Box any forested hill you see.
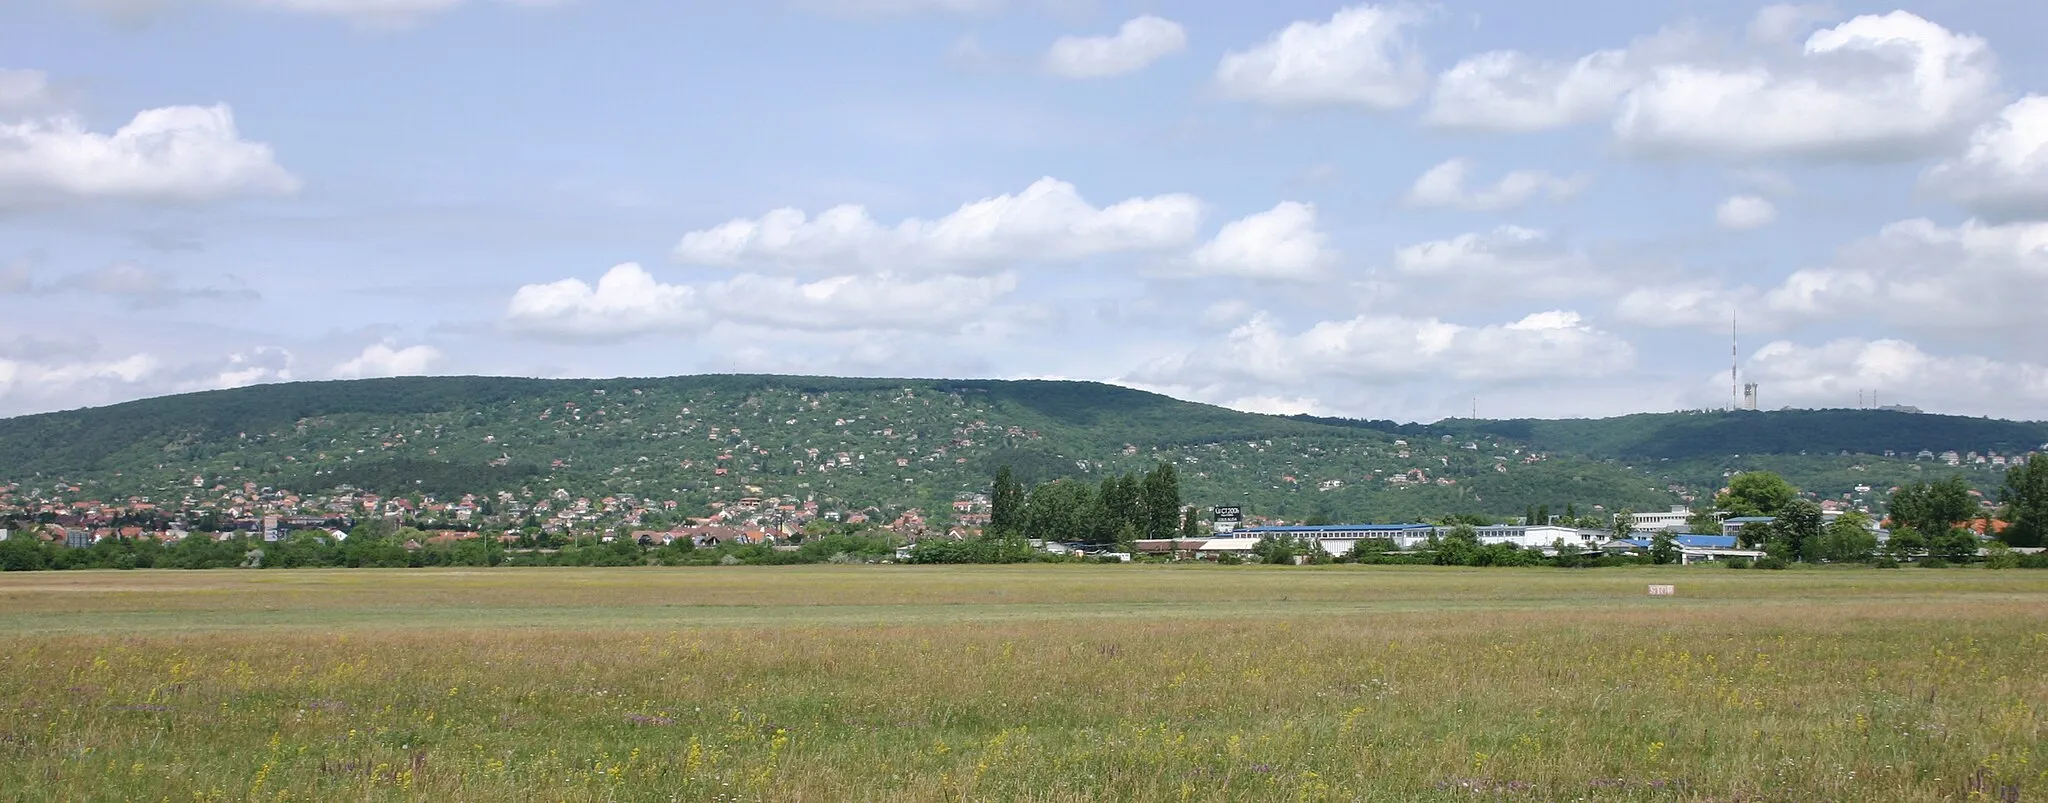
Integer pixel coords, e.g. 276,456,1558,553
0,375,1670,522
3,376,2041,521
1295,409,2048,461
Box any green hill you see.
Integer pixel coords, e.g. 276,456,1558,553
2,376,2039,523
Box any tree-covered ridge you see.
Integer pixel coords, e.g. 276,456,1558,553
0,375,1690,521
4,375,2041,524
1364,409,2048,461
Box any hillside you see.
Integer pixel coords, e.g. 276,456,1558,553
0,375,1674,522
1299,409,2048,511
5,377,2040,524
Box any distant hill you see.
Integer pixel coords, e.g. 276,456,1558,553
1297,408,2046,509
2,376,2039,521
1299,409,2048,461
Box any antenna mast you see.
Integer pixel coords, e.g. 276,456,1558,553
1731,311,1739,412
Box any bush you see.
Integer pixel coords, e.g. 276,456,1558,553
2019,552,2048,569
1753,556,1789,570
1723,557,1750,569
1873,557,1901,569
1983,542,2019,570
1919,557,1950,569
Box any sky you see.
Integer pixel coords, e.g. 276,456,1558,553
2,0,2046,423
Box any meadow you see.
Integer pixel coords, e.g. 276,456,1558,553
1,565,2043,801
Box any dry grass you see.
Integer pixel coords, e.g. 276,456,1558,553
1,565,2043,801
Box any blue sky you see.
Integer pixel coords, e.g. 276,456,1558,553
2,0,2046,421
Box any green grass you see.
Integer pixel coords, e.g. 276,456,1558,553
2,565,2044,801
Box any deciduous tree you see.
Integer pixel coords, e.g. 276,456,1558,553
2000,458,2047,548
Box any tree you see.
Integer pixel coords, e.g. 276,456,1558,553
1022,479,1095,545
1774,499,1824,562
1430,524,1482,566
1611,508,1638,539
1888,476,1976,539
1737,521,1774,550
2000,458,2048,548
1817,510,1878,563
1686,508,1723,535
989,466,1025,537
1094,474,1139,545
1930,526,1981,563
1650,530,1678,565
1179,506,1203,539
1139,462,1182,541
1717,472,1798,518
1885,527,1927,561
1535,504,1551,527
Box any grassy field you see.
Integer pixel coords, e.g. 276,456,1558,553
1,565,2043,801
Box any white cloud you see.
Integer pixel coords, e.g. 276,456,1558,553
707,272,1017,332
1613,283,1753,329
672,177,1202,273
1614,11,2000,162
1923,95,2048,222
1133,309,1634,387
332,341,441,378
172,347,292,392
1425,48,1639,132
1421,22,1709,133
505,263,1018,341
1213,4,1429,111
1762,218,2048,329
1716,195,1778,230
1746,338,2048,417
0,105,300,207
1402,158,1588,211
1044,15,1186,79
1391,226,1597,296
506,263,705,340
1183,202,1332,280
0,353,158,409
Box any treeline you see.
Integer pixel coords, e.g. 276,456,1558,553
906,463,1199,565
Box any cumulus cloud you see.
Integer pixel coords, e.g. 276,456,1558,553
1391,226,1598,297
1613,283,1754,330
0,353,157,410
174,346,294,392
332,341,441,378
1132,309,1634,388
1182,202,1333,280
0,105,300,207
1715,195,1778,230
1425,9,2000,162
1402,158,1588,211
1923,95,2048,222
1745,337,2048,417
672,178,1202,273
1761,218,2048,329
1425,48,1641,132
505,263,1019,341
1213,4,1429,111
506,263,705,340
1614,11,2000,162
1044,15,1186,79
